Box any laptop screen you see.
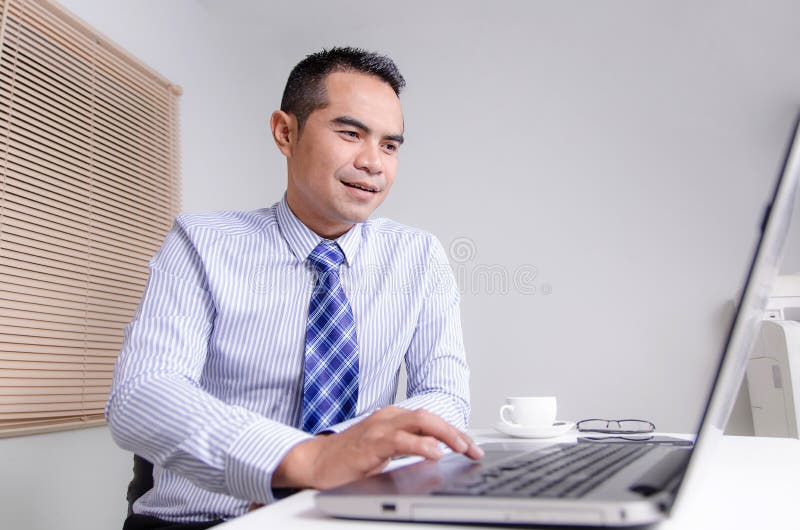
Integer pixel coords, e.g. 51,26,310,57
696,114,800,438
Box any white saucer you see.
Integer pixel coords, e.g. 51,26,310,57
492,420,575,439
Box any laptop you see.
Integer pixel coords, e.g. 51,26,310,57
315,113,800,527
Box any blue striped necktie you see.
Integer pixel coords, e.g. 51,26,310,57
301,241,359,433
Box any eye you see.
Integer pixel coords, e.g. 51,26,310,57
339,130,359,139
382,143,399,154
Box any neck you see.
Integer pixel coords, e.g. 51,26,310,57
284,193,353,239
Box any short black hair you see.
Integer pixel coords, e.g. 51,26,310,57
280,47,405,130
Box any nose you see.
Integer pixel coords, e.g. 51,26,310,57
354,141,382,175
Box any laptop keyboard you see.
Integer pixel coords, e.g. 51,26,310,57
433,443,653,499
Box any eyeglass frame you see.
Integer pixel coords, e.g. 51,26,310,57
576,418,656,435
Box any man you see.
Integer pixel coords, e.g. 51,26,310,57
107,47,482,530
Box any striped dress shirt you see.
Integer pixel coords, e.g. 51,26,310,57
106,194,470,523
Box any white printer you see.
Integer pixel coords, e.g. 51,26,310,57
746,273,800,438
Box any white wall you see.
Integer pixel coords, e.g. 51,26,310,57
205,0,800,432
2,1,800,529
0,426,131,529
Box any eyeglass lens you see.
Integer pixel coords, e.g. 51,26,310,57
577,419,655,433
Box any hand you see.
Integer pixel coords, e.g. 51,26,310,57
273,406,483,491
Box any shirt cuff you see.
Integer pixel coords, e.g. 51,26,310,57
224,420,312,504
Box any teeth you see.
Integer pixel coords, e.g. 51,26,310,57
345,182,375,192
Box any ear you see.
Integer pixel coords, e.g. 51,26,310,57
270,110,297,157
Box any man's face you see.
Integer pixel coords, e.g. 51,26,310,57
282,71,404,239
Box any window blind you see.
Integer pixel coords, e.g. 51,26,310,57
0,0,181,437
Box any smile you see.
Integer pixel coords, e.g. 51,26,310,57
342,181,379,193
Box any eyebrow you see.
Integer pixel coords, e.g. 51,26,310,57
332,116,404,145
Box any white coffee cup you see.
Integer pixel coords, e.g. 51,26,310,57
499,396,557,427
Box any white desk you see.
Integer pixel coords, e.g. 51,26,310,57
218,431,800,530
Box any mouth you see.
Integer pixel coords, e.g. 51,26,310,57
341,180,380,194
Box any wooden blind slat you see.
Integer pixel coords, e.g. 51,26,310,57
0,376,109,387
1,119,174,211
1,276,143,308
2,259,147,297
94,44,171,108
8,1,95,73
0,81,92,140
0,342,121,358
0,90,172,181
92,86,171,145
2,193,162,252
0,78,91,139
1,269,143,305
2,284,141,316
0,404,103,421
0,417,104,438
0,307,132,333
2,397,108,408
1,249,148,292
0,350,118,364
0,357,117,370
2,230,150,278
0,348,116,364
1,257,148,294
3,212,156,264
1,296,135,325
0,84,171,188
4,176,172,239
2,395,110,408
0,308,133,332
0,384,112,395
0,413,102,423
0,69,92,131
4,169,171,237
94,105,171,161
0,329,124,350
91,121,173,181
3,147,174,223
12,40,93,112
1,43,93,112
93,73,171,132
3,196,161,254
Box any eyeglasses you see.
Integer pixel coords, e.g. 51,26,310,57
576,419,655,435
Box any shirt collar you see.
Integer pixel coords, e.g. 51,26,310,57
275,193,364,267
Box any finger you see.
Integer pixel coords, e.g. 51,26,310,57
366,457,393,476
389,430,443,460
463,435,484,460
392,410,474,457
453,431,484,459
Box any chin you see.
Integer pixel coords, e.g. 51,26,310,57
340,199,383,221
345,212,372,224
340,207,376,225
